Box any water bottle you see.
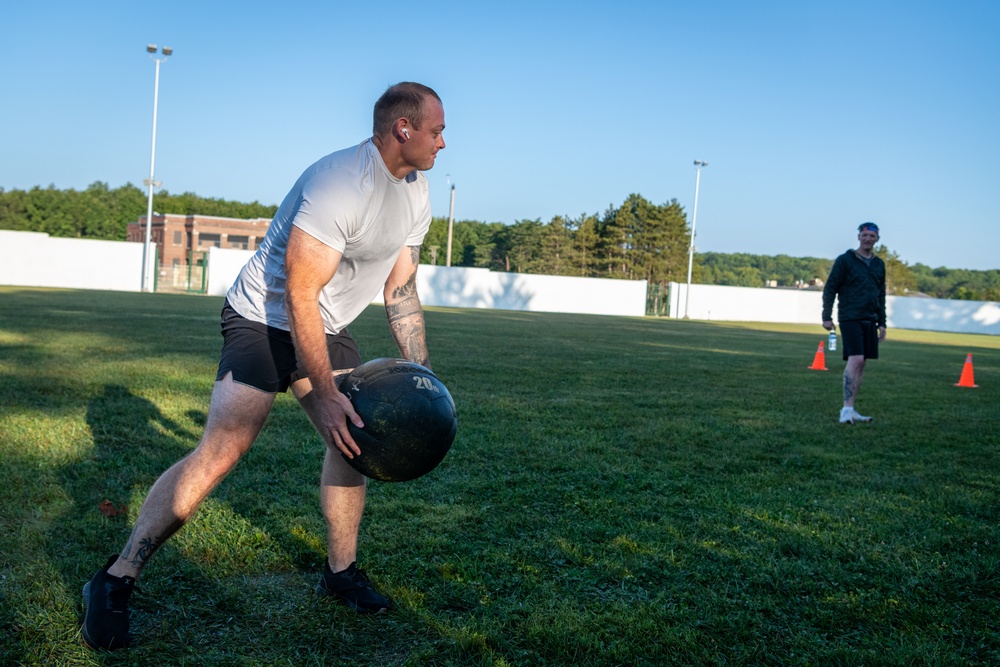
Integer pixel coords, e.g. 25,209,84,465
828,329,837,352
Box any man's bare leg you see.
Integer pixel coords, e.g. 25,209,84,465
843,355,867,409
293,375,367,572
108,373,275,579
320,449,367,571
295,375,386,612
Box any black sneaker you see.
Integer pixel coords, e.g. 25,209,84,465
81,555,136,650
317,560,389,614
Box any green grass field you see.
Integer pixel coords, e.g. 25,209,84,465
1,286,998,666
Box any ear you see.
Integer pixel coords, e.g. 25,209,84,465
395,119,409,142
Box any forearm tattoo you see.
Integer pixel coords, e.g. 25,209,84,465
386,251,429,366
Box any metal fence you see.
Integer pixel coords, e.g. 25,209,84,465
156,250,207,294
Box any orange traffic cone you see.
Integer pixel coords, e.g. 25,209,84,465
808,341,828,371
955,353,978,388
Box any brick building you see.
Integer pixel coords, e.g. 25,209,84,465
126,213,271,290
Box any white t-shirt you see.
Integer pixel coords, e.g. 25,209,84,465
226,139,431,334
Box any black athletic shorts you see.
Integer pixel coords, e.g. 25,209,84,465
839,319,879,361
215,300,362,393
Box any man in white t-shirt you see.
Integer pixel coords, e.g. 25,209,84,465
82,82,446,650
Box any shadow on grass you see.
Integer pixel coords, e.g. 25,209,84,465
43,385,206,652
54,384,426,658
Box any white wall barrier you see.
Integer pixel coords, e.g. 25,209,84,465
668,282,819,324
0,230,995,334
0,230,143,292
668,282,1000,336
889,294,1000,334
206,247,648,317
205,247,254,297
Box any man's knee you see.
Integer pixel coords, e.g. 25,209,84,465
190,419,262,474
322,450,367,488
846,355,866,371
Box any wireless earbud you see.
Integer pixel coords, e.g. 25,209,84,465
402,128,410,138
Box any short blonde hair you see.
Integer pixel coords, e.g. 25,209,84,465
373,82,441,137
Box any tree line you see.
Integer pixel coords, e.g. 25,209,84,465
0,182,277,239
2,182,997,302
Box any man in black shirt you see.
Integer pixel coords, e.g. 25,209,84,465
821,222,887,424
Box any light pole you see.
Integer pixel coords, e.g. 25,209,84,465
684,160,708,319
141,44,172,292
445,175,455,267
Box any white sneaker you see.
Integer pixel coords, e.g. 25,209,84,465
840,407,872,424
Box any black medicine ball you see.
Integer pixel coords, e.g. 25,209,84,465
337,358,457,482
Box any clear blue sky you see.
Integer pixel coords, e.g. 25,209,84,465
2,1,997,271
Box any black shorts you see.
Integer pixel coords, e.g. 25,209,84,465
215,301,362,393
839,319,879,361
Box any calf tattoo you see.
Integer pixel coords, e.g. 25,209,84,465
843,375,855,403
121,536,159,571
120,518,183,572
